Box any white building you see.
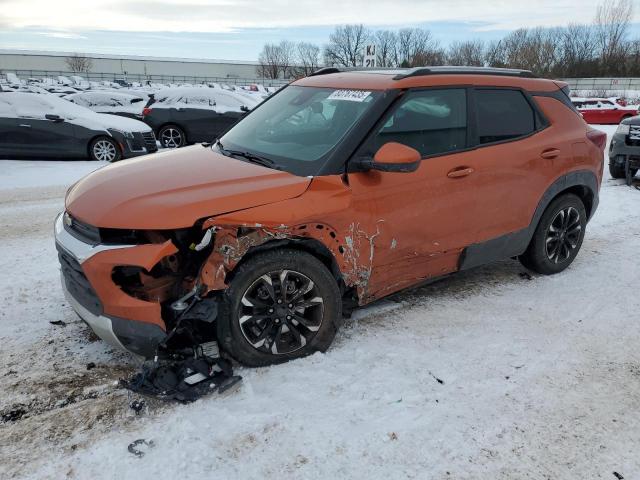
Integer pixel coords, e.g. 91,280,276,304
0,49,283,85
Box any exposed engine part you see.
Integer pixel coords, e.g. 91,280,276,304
170,285,200,313
192,227,216,251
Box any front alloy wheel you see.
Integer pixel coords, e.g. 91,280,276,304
239,270,324,355
91,138,119,162
218,249,342,367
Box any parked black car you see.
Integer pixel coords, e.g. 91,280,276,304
609,117,640,181
0,92,157,161
64,91,146,120
142,87,260,148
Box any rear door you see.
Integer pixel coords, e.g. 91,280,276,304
463,87,557,245
580,100,599,124
175,94,223,142
597,100,617,124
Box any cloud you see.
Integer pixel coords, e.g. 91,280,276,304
34,30,88,39
0,0,616,33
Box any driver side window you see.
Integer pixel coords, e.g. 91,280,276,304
14,96,52,119
371,88,467,157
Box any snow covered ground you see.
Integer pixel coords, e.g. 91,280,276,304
1,125,640,479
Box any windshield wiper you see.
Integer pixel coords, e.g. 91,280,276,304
216,141,280,170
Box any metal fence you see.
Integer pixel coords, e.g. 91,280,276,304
6,69,640,94
2,69,290,87
560,78,640,96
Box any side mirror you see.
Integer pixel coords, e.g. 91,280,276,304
241,105,249,112
360,142,422,173
45,114,63,122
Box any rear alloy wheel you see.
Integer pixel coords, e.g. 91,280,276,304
218,249,341,367
158,125,185,148
544,206,582,264
90,137,121,162
519,193,587,275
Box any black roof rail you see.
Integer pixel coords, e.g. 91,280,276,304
308,67,399,77
309,67,342,76
393,66,536,80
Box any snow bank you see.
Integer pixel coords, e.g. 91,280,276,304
1,124,638,480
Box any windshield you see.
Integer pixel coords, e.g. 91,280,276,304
219,85,381,176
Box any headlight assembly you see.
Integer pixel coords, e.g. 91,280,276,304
109,128,134,139
616,124,630,136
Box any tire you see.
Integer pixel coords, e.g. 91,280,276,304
217,249,342,367
519,193,587,275
89,136,121,162
158,124,186,148
609,156,637,179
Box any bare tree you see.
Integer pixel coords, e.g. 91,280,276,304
559,24,598,77
65,54,93,73
625,38,640,76
395,28,442,67
257,41,295,79
375,30,398,67
293,42,321,77
595,0,634,75
485,39,507,68
447,40,485,66
522,28,561,77
324,24,371,67
257,43,282,79
278,40,296,77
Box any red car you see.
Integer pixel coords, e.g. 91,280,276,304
571,97,638,124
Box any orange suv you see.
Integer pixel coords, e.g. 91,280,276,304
55,67,606,366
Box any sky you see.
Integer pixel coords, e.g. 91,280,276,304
0,0,639,61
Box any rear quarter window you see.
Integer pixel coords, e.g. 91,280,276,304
475,89,535,145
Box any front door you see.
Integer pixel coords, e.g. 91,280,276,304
347,87,483,299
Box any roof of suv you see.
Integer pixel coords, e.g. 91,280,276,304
294,66,562,92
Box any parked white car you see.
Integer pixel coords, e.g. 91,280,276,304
64,91,146,119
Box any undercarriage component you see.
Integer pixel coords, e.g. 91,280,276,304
120,347,241,403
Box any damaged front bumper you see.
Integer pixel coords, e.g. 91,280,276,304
54,213,167,358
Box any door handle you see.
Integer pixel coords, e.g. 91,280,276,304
540,148,560,159
19,124,31,128
447,167,474,179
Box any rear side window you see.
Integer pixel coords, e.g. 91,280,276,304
475,89,535,144
372,88,467,157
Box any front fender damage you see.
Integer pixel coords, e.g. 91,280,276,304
197,219,380,304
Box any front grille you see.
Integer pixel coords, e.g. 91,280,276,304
63,211,151,245
64,213,101,244
142,131,158,152
627,126,640,146
57,244,102,316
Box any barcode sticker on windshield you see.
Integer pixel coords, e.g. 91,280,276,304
327,90,371,102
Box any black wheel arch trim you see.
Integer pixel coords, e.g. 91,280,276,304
459,170,598,271
224,237,346,300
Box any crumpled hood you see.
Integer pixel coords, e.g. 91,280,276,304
66,145,312,229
